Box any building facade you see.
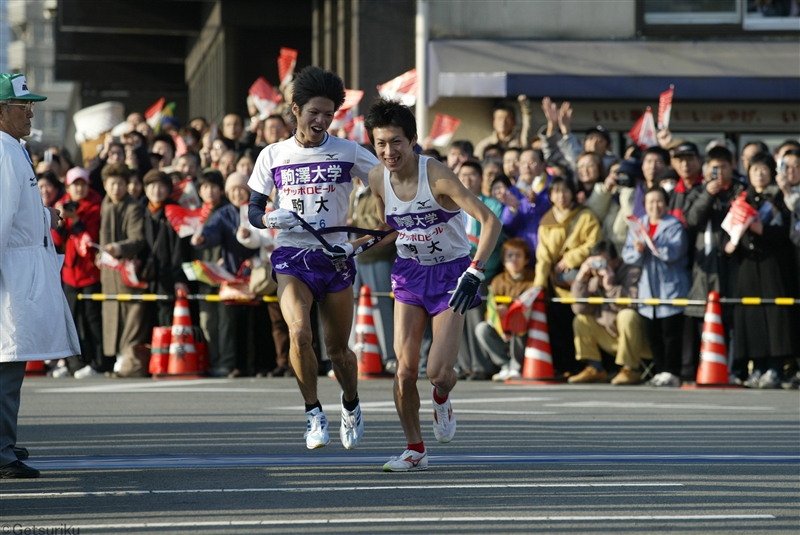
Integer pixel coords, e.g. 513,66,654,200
420,0,800,154
6,0,77,150
12,0,797,157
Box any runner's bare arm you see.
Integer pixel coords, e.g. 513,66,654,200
345,166,397,253
427,159,501,265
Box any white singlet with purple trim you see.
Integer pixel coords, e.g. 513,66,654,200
383,156,470,266
248,134,378,249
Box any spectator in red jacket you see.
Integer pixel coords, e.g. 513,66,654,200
51,167,105,378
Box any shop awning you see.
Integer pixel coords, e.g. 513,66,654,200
428,39,800,103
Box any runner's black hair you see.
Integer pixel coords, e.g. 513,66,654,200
291,66,346,111
364,98,417,145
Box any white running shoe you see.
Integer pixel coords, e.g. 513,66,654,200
647,372,681,387
304,407,330,449
340,391,364,450
782,371,800,390
47,365,69,378
645,372,665,386
73,365,102,379
743,370,763,389
758,369,781,389
383,449,428,472
492,367,522,382
492,367,511,382
431,386,456,444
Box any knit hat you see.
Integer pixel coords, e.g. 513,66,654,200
224,172,252,199
142,169,172,190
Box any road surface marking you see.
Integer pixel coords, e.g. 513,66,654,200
4,515,777,530
1,481,684,498
24,452,800,470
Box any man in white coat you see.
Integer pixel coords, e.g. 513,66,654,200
0,73,80,478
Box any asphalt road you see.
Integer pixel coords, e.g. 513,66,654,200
1,376,798,534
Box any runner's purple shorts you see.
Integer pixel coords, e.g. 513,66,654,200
271,247,356,302
391,256,479,316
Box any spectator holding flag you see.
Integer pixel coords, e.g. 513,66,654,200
683,145,745,382
622,186,690,387
192,172,260,378
141,170,189,328
98,163,149,378
725,152,794,388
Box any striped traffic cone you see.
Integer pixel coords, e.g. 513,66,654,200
156,290,202,380
148,326,172,376
354,285,389,378
693,291,735,387
506,294,563,384
25,360,46,376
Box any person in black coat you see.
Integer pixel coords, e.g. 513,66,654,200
141,170,189,327
725,152,795,389
682,146,745,382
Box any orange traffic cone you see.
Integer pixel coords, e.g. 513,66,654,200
354,285,389,379
693,291,735,387
506,294,563,384
194,326,209,374
25,360,46,376
149,326,172,376
155,290,202,380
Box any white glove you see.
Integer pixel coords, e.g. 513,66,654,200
265,208,299,229
323,242,354,261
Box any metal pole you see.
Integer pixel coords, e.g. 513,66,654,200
415,0,429,139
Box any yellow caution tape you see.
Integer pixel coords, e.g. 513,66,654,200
76,293,798,306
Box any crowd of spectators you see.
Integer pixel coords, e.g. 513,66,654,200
30,93,800,390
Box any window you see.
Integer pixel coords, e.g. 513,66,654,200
643,0,800,29
744,0,800,30
644,0,741,24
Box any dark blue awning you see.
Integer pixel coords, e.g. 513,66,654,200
428,39,800,102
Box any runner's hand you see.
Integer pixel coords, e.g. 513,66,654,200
265,208,299,229
323,243,354,261
448,267,484,315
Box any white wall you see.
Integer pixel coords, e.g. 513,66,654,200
429,0,636,40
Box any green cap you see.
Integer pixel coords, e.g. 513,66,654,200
0,73,47,102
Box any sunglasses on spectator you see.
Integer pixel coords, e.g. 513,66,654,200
2,101,35,112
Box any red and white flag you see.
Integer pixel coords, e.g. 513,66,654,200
329,89,364,131
501,286,541,337
628,107,658,150
625,216,661,258
658,85,674,130
346,116,369,144
76,233,94,258
165,204,212,238
190,260,237,286
145,97,166,130
249,77,283,119
171,131,188,158
95,249,147,289
377,69,418,107
278,47,298,87
170,178,202,210
721,192,758,246
429,113,461,147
